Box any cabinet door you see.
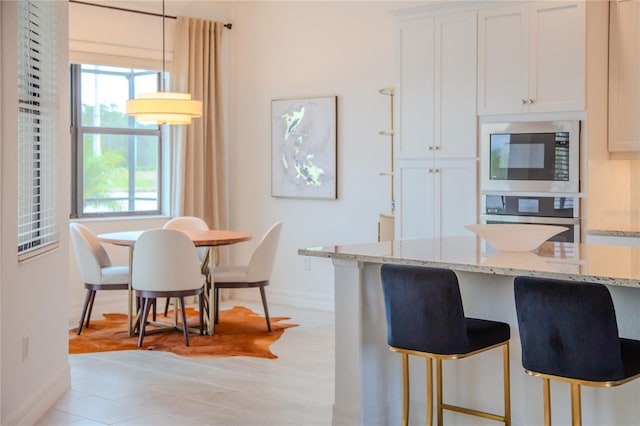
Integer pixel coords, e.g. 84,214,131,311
398,162,436,240
477,5,528,115
609,0,640,152
437,159,478,237
435,12,478,158
528,1,585,112
397,160,477,240
399,19,435,158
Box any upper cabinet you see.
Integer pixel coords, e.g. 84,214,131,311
608,0,640,152
398,11,478,159
477,1,585,115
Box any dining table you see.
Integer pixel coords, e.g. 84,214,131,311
98,229,252,336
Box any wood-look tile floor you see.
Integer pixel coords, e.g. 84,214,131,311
36,301,335,426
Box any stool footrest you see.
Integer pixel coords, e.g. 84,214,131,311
441,403,507,423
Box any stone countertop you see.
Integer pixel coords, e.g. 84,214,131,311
299,236,640,288
586,229,640,238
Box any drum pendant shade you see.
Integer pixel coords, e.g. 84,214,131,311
125,0,202,125
126,92,203,125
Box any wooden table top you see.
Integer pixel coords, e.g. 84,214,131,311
98,229,252,247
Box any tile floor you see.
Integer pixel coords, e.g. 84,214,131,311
36,300,335,426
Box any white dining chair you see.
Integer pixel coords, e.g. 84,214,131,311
162,216,210,316
69,223,129,335
212,222,283,332
132,228,205,347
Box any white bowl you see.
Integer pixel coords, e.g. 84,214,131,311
465,224,568,252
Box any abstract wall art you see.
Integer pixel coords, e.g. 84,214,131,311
271,96,337,199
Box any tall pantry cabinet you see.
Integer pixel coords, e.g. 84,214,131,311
396,11,478,240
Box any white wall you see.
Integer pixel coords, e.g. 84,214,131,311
226,1,402,309
1,2,71,424
68,1,406,313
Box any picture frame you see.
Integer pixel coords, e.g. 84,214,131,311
271,96,337,199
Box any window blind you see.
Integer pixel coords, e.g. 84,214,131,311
17,0,60,260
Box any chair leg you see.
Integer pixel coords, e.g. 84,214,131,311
503,343,511,425
179,297,190,346
85,289,97,329
542,378,551,426
426,357,433,426
152,298,157,322
259,285,272,332
401,353,409,426
436,359,443,426
199,293,204,335
164,297,171,316
77,289,93,335
570,383,581,426
214,287,220,324
137,298,152,348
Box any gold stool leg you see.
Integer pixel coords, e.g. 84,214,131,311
402,353,410,426
542,378,551,426
570,383,581,426
436,359,443,426
426,358,433,426
503,343,511,425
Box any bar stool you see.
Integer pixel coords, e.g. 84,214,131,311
514,276,640,426
380,264,511,426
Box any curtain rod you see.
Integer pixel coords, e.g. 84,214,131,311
69,0,233,29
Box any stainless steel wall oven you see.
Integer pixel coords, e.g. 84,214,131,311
480,193,580,244
479,120,582,246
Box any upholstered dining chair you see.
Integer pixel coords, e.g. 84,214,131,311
69,223,129,335
162,216,210,316
132,229,205,347
212,221,283,332
380,264,511,426
514,276,640,426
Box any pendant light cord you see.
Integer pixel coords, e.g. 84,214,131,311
162,0,166,92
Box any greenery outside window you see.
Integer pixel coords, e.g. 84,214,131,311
70,64,163,217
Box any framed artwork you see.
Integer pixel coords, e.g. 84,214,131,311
271,96,337,199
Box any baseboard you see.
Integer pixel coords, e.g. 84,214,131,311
4,363,71,426
228,288,334,311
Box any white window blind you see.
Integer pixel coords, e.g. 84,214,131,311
17,0,60,260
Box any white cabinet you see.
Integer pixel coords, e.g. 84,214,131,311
397,11,478,240
398,159,477,240
398,12,477,159
477,1,585,115
608,0,640,152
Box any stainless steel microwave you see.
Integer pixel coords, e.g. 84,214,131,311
480,121,580,193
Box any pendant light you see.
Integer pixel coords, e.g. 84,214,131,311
126,0,202,125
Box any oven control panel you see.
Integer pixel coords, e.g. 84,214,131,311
483,194,578,218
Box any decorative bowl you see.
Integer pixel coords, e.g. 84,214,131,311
465,224,568,252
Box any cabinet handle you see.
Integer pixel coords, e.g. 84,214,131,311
428,168,434,173
522,98,527,105
434,168,440,173
428,146,434,150
434,145,440,150
528,98,534,104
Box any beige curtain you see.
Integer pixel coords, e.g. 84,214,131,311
170,17,227,233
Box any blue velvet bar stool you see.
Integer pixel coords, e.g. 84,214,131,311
380,264,511,426
514,276,640,426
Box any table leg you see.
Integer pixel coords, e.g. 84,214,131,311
207,247,216,335
127,246,134,337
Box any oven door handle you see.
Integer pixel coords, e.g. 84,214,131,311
480,214,580,225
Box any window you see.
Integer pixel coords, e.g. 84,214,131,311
17,0,59,259
70,64,162,217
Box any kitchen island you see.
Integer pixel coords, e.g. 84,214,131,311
299,237,640,426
